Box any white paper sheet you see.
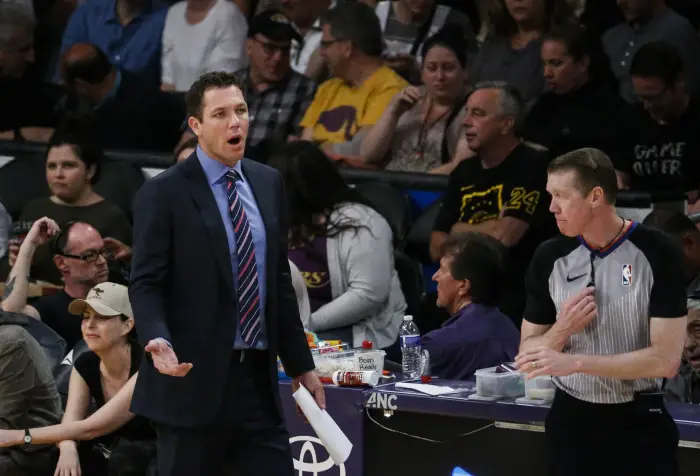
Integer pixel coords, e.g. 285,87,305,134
292,384,353,465
395,382,457,395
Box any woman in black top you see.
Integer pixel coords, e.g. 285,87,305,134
525,24,623,159
56,282,155,476
2,126,132,285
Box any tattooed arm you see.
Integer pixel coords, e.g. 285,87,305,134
1,218,60,319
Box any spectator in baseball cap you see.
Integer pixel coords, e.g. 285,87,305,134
236,10,317,162
53,282,156,475
247,9,302,44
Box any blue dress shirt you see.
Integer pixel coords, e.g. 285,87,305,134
58,0,166,86
197,147,268,350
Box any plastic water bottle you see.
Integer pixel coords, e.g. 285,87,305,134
400,315,421,379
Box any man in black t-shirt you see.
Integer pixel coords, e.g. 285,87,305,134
614,42,700,200
1,218,131,350
431,82,555,325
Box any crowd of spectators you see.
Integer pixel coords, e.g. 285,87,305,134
3,0,700,474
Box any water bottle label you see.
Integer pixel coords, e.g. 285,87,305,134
400,335,421,347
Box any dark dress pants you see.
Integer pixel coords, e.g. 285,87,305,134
155,350,294,476
546,388,679,476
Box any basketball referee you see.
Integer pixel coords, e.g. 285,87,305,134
515,148,687,476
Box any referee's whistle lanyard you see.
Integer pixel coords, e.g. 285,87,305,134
586,217,627,287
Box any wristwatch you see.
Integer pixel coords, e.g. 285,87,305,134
23,429,32,445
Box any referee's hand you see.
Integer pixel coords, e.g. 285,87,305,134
515,347,578,379
558,286,597,335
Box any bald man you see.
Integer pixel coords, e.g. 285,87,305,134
57,42,184,152
59,43,119,108
1,219,118,349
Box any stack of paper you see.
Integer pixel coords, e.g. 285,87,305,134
395,382,457,395
292,385,353,465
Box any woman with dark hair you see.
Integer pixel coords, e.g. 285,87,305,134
470,0,577,106
173,136,198,164
269,141,407,350
55,282,155,476
360,24,472,174
0,283,155,476
524,24,623,158
4,127,132,285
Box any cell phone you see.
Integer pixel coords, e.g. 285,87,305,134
496,363,518,373
9,221,33,246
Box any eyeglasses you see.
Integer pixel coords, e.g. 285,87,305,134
253,38,291,56
60,248,110,263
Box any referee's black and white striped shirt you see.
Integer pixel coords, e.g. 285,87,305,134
523,222,687,404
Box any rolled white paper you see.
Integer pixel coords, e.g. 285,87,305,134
292,384,353,465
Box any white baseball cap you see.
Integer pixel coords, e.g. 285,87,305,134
68,282,134,320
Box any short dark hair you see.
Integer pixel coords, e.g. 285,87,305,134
629,41,684,87
60,43,113,85
321,2,383,57
547,148,618,204
440,232,506,306
47,122,103,185
421,23,468,69
185,71,244,121
544,24,613,84
642,209,698,236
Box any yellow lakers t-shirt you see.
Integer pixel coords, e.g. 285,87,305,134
300,65,408,145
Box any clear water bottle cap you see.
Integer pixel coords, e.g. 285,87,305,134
403,315,413,321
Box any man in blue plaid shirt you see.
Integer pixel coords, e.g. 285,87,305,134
235,10,317,160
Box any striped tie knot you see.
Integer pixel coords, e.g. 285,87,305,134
225,169,242,187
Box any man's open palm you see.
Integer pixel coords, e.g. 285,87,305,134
145,339,193,377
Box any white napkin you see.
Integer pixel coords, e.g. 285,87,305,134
292,384,353,465
395,382,457,396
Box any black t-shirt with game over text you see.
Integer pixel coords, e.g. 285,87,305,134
433,144,556,322
614,100,700,193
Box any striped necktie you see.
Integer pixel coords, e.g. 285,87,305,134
225,170,261,347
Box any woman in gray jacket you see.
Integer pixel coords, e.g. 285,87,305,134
269,142,407,350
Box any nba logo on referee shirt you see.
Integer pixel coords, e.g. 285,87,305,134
622,264,632,286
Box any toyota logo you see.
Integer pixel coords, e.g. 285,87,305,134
289,435,346,476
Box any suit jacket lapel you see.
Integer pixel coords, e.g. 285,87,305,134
182,155,235,294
